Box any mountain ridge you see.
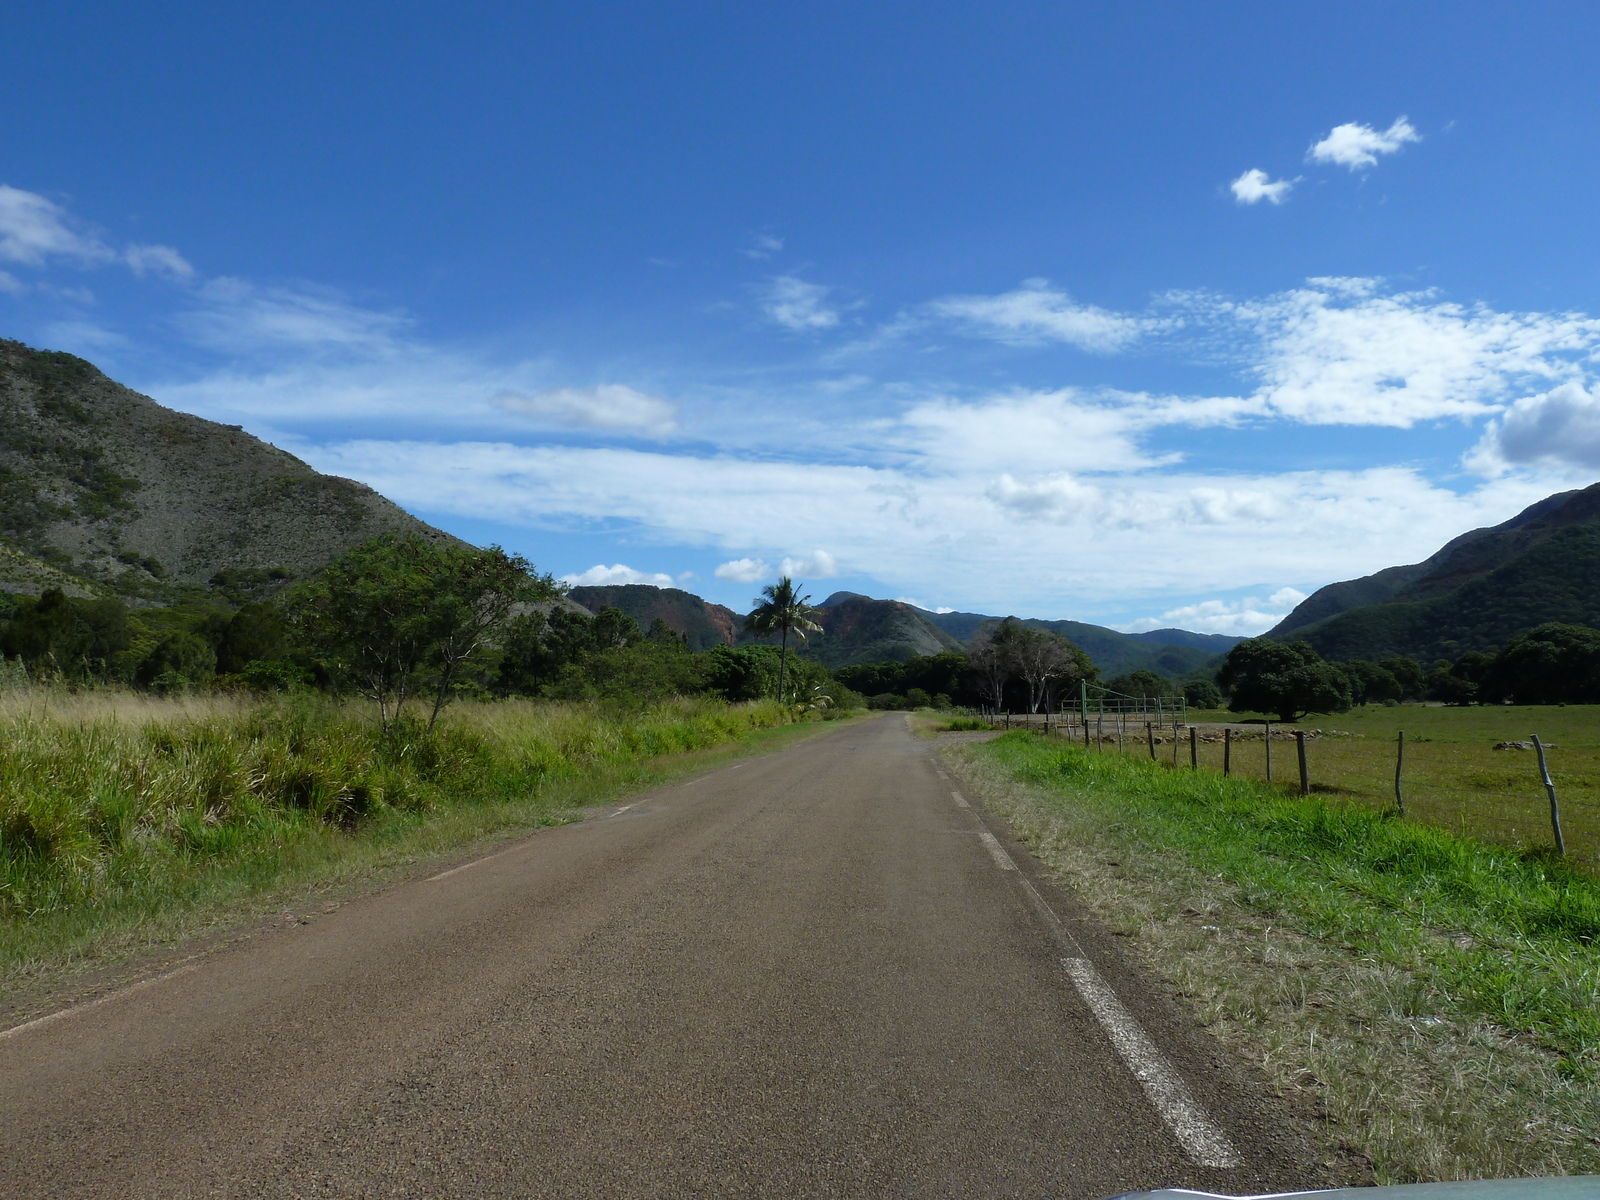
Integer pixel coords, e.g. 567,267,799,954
1266,483,1600,660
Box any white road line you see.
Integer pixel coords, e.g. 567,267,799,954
1061,956,1241,1168
426,846,517,882
976,829,1017,870
0,961,200,1044
950,788,970,809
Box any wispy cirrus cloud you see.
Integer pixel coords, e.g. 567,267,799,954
761,274,843,331
925,279,1153,352
1308,117,1421,170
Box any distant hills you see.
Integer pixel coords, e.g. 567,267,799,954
570,583,1238,676
0,339,456,602
1266,483,1600,661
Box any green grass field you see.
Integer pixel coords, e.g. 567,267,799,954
949,731,1600,1183
1085,704,1600,866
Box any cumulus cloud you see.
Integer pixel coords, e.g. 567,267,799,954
493,385,678,435
987,473,1285,528
779,550,838,579
927,280,1151,352
0,270,24,296
1467,381,1600,474
1230,169,1294,206
1219,280,1600,427
1121,586,1309,637
560,563,675,588
715,557,772,583
762,275,841,331
1308,118,1421,170
123,243,195,280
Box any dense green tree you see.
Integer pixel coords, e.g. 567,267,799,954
1183,679,1222,709
1484,623,1600,704
1219,638,1352,722
1107,669,1178,699
216,602,290,675
134,630,217,687
1337,660,1403,706
743,576,822,705
0,588,130,678
1379,657,1426,701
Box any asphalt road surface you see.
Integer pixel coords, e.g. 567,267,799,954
1,715,1322,1198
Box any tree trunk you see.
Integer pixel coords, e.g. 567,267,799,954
778,626,789,705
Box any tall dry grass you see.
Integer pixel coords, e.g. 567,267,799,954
0,686,791,985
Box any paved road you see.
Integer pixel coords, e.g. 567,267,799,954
1,715,1320,1198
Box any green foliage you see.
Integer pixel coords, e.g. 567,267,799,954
1336,659,1404,705
743,575,822,704
1485,623,1600,705
979,733,1600,1075
1182,678,1221,709
0,589,131,679
1219,638,1352,722
1107,669,1178,698
835,651,973,706
0,694,790,936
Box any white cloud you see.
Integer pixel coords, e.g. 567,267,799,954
0,184,115,267
779,549,838,578
1308,118,1421,170
178,278,412,355
927,280,1151,352
1467,381,1600,474
1229,168,1294,206
0,270,24,295
123,243,195,280
560,563,675,588
987,473,1285,528
493,385,678,436
762,275,840,331
1121,587,1308,637
897,598,956,613
743,234,785,260
898,390,1169,475
1220,280,1600,426
715,557,772,583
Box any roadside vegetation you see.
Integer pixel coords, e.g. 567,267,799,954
0,689,810,997
0,538,868,1001
948,732,1600,1184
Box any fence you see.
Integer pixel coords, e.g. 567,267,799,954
994,713,1586,861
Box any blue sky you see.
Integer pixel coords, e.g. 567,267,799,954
4,3,1600,632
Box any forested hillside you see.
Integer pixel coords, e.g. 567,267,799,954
1268,483,1600,660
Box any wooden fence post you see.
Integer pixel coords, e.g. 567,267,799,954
1264,721,1272,782
1095,715,1103,752
1296,730,1309,796
1394,730,1405,816
1172,722,1180,767
1146,722,1155,760
1190,726,1198,769
1223,727,1232,775
1533,734,1565,856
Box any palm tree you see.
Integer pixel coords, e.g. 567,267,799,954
744,575,822,705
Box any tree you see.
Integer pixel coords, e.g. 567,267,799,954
1337,660,1402,706
419,544,556,730
743,576,822,704
1219,638,1352,722
1011,626,1093,713
1379,657,1426,701
969,618,1024,711
1183,679,1222,709
288,535,440,732
1484,623,1600,704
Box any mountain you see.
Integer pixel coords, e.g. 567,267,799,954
795,593,963,666
903,602,1235,678
0,339,457,601
566,584,739,650
1266,483,1600,661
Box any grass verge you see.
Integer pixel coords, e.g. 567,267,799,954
1,690,840,1011
946,731,1600,1185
